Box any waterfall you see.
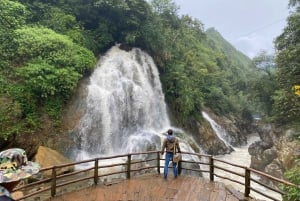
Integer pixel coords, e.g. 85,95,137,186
201,111,234,149
75,46,171,159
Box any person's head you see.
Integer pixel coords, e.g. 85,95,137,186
167,129,173,135
0,148,40,191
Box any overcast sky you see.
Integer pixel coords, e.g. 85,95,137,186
173,0,291,58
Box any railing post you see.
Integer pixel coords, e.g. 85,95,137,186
51,166,57,197
94,159,99,185
178,161,182,175
209,157,214,181
127,154,131,179
245,168,251,197
157,152,160,174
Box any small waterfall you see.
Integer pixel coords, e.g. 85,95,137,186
201,111,234,149
74,46,171,159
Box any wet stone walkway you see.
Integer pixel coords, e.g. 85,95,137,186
47,175,261,201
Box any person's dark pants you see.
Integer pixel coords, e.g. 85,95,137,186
163,152,178,178
0,195,15,201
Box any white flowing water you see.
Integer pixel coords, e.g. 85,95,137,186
75,46,171,158
201,111,234,149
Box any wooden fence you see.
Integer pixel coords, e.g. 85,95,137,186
12,151,299,201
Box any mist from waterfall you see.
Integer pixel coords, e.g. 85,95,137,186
75,46,171,159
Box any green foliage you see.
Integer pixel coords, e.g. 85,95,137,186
0,0,27,61
14,26,95,71
12,26,95,100
150,0,179,15
0,0,28,29
273,3,300,125
14,26,95,69
0,1,96,140
16,59,80,99
203,28,256,117
15,26,72,59
0,96,23,139
250,52,278,117
271,90,300,123
282,163,300,201
83,24,114,53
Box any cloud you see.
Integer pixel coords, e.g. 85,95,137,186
231,33,275,58
173,0,290,58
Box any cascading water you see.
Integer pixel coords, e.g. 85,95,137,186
74,45,171,159
201,111,234,149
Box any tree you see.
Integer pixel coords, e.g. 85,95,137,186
273,1,300,124
150,0,178,16
275,1,300,197
0,0,28,29
250,51,278,117
0,0,28,61
14,26,95,99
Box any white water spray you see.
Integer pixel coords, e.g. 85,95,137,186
75,46,171,158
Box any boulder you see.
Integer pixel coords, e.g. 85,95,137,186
34,146,75,177
265,159,283,180
249,125,300,182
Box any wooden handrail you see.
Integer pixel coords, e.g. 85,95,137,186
248,167,299,188
12,151,299,201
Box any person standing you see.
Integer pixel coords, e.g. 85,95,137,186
161,129,181,179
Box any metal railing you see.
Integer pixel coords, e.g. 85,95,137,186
12,151,299,201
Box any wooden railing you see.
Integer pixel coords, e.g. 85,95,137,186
12,151,299,201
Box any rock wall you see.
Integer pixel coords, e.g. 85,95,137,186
248,124,300,180
186,109,251,155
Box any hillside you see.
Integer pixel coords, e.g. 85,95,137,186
206,28,253,70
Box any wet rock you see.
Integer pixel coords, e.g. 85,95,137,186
197,121,233,155
256,125,274,147
265,159,283,180
249,125,300,180
262,148,278,163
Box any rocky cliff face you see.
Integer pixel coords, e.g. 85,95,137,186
248,124,300,181
186,109,251,155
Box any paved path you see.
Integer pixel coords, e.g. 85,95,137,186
48,175,261,201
